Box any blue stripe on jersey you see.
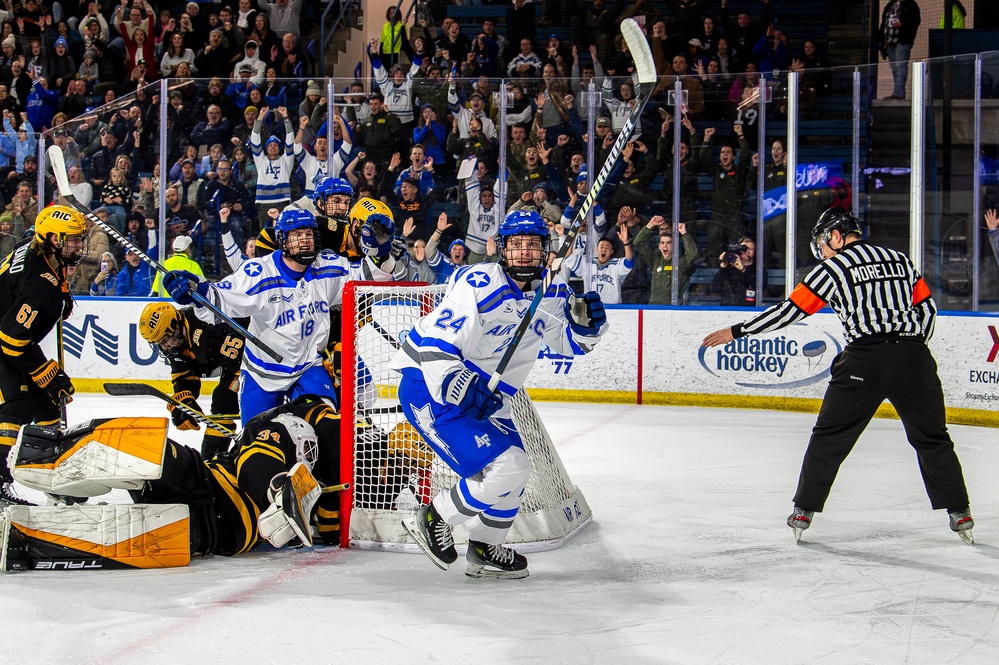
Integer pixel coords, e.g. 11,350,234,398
245,276,295,295
457,478,492,511
483,505,520,519
478,286,517,314
566,326,585,355
465,359,517,396
306,265,349,280
245,347,317,374
452,265,473,282
544,283,572,299
408,329,464,359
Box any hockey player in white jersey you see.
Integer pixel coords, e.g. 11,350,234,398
391,210,607,578
163,208,400,422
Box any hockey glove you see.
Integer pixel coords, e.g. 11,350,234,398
391,236,407,260
163,270,209,307
30,360,74,405
443,368,503,422
258,463,322,548
565,291,606,336
166,390,201,431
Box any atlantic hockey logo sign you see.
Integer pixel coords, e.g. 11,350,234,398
63,314,119,365
697,323,842,389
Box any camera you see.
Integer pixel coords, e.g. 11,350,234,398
725,243,747,265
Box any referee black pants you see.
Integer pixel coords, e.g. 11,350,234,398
793,339,970,513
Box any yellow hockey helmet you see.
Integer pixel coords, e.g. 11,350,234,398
35,205,88,264
349,197,394,229
138,302,182,345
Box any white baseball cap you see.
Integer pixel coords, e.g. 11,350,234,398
172,235,193,252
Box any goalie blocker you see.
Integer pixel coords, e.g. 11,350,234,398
2,396,354,571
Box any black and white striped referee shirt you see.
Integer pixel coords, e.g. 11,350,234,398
733,241,935,345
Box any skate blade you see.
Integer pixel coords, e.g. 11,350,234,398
465,563,530,579
793,527,805,543
401,518,451,571
958,529,974,545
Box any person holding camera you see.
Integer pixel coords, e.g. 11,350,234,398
711,236,766,306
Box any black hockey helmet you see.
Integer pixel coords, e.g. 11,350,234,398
810,207,861,260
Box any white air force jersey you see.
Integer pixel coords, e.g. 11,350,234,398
205,250,394,391
585,257,633,304
389,263,607,417
295,137,351,201
251,126,296,205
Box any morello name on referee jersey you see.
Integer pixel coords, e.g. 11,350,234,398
733,240,934,345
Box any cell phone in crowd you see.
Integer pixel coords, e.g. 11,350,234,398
100,258,109,273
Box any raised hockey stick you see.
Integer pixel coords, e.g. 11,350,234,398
103,382,238,439
46,146,284,363
487,18,657,392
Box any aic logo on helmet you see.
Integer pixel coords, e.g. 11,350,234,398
697,323,843,389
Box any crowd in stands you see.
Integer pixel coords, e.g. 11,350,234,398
0,0,862,306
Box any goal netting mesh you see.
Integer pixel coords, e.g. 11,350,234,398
339,282,591,552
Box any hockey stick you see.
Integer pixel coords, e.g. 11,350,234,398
321,482,351,494
46,146,284,363
56,320,68,428
487,18,656,392
103,382,238,439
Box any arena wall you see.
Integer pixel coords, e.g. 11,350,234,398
54,298,999,427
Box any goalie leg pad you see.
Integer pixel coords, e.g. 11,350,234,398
13,418,169,497
0,503,191,571
258,463,321,548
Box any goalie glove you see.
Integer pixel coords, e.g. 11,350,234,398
166,390,201,431
442,368,502,422
359,213,395,260
257,462,322,548
565,291,606,336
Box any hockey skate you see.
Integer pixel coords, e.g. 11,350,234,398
0,482,33,507
465,540,529,579
787,507,814,542
402,504,457,570
948,508,975,545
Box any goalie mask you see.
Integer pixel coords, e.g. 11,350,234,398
350,198,396,259
314,177,353,220
138,302,188,357
271,413,319,471
275,208,320,265
498,210,550,284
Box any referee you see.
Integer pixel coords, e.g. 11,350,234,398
702,207,974,543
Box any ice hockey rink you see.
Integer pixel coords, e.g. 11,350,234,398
5,394,998,665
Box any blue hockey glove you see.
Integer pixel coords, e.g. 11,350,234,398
565,291,606,336
163,270,209,307
442,369,503,422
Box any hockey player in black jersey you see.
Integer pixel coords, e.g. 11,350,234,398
3,395,349,569
0,205,86,505
138,302,243,460
256,177,363,258
703,207,974,544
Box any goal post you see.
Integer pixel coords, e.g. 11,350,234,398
339,281,592,552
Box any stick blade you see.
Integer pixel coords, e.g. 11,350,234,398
103,382,159,398
621,18,656,84
47,144,71,197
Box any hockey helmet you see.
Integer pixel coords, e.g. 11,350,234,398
35,205,88,265
810,206,861,260
271,413,319,471
275,208,320,265
138,302,187,356
350,198,396,259
498,210,550,283
313,176,353,218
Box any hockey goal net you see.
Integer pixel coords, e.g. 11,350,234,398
339,282,591,552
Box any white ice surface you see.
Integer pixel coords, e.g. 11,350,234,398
3,395,998,665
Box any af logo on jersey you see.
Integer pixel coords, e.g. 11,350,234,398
466,271,490,288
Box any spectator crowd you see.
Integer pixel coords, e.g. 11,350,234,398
0,0,862,306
